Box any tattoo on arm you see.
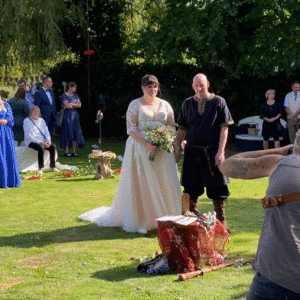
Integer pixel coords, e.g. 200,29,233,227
229,160,248,178
222,156,277,179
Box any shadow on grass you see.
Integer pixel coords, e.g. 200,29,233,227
91,264,255,286
0,223,158,249
0,197,262,250
54,178,96,182
91,265,156,281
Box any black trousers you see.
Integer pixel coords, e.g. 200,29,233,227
28,142,56,169
47,119,56,139
184,185,230,201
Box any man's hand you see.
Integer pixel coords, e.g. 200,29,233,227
215,151,225,166
282,144,294,156
290,112,299,122
174,146,181,163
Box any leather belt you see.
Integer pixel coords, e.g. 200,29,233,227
262,190,300,208
185,144,214,177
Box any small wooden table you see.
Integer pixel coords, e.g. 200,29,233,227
88,150,116,180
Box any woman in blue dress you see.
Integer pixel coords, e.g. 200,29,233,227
0,97,21,188
60,82,85,156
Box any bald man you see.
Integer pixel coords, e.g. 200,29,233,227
175,74,234,229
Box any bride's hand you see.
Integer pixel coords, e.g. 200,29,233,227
145,142,158,154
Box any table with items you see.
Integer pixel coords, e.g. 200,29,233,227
157,217,229,274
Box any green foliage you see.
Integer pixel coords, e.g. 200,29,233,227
3,0,299,132
0,0,127,78
0,90,10,99
135,0,300,78
0,0,67,69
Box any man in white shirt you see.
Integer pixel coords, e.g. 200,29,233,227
284,81,300,143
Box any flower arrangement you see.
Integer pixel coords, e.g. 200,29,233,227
28,175,40,180
63,172,72,177
53,171,73,179
144,125,176,161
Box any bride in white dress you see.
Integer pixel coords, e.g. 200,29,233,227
79,75,182,233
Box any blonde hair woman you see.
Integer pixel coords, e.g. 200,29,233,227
0,95,21,188
260,89,282,150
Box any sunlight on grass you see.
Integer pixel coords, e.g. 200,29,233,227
0,138,268,299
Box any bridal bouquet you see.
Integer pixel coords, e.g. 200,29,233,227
144,125,176,161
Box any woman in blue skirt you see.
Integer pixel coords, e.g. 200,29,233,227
60,82,85,157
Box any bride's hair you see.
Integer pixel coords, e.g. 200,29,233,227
141,74,161,97
141,74,159,87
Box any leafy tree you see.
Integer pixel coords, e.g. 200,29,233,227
135,0,300,78
0,0,127,79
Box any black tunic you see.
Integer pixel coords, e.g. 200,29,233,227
177,95,233,188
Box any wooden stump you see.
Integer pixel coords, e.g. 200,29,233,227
88,151,116,180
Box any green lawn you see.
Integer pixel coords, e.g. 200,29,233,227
0,138,268,299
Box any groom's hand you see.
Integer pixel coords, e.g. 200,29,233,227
174,147,181,163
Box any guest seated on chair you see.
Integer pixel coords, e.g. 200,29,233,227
23,106,59,174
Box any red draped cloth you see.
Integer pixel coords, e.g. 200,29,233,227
157,220,229,273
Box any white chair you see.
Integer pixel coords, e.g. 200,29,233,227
16,146,57,173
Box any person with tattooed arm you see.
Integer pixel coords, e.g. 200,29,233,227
220,139,300,299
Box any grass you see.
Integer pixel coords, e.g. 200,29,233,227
0,138,269,299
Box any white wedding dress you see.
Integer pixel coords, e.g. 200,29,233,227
79,99,182,233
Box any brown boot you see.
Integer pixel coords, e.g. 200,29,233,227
190,197,199,213
212,199,230,233
190,197,204,217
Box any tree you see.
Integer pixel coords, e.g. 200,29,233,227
0,0,127,79
135,0,300,78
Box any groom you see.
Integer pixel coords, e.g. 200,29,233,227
33,76,57,138
175,73,234,229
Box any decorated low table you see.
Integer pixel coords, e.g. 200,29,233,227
157,220,229,274
88,150,116,179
